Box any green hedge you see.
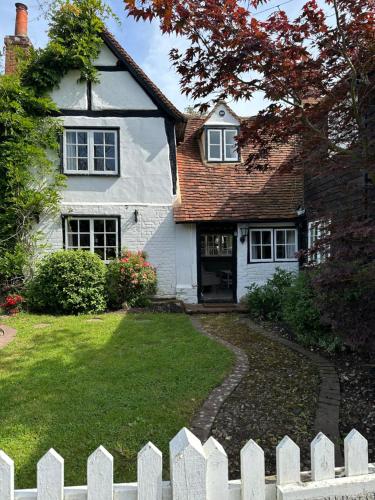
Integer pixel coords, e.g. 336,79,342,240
27,250,107,314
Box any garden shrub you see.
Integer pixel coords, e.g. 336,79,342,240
27,250,107,314
106,250,157,309
282,271,341,351
246,268,294,320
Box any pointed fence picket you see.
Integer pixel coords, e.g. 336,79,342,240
1,428,374,500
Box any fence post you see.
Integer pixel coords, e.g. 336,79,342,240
137,442,162,500
276,436,300,486
241,439,265,500
170,428,206,500
203,436,228,500
311,433,335,481
0,450,14,500
344,429,368,477
87,446,113,500
37,449,64,500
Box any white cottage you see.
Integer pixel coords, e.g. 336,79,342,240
4,4,304,305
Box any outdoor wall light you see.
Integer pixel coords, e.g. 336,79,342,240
240,227,249,243
296,205,306,217
134,209,139,223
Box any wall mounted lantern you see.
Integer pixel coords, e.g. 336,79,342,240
134,209,139,223
296,205,306,217
240,227,249,243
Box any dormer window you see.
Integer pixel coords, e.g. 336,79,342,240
206,128,239,162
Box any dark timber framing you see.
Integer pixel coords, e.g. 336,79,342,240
164,117,178,195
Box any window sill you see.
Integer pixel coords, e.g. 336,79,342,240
63,171,120,177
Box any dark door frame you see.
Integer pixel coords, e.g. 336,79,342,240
196,222,237,304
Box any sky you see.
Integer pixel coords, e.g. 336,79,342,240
0,0,330,116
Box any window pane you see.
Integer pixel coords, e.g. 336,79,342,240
225,130,236,144
262,245,272,259
68,219,78,232
66,132,76,144
251,231,261,245
262,231,271,245
106,219,116,232
94,234,104,246
105,132,115,145
105,159,116,171
286,230,296,245
106,247,117,260
106,234,116,246
79,220,90,232
94,159,104,171
78,146,87,157
286,245,296,259
252,245,262,260
209,130,221,144
94,248,105,259
66,158,76,171
209,145,221,159
105,146,115,158
67,234,78,247
78,159,88,170
276,230,285,244
225,145,237,159
67,145,76,157
94,220,104,232
77,132,87,144
94,132,104,144
79,233,90,247
276,245,285,259
94,145,104,158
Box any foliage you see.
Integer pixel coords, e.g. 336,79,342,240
106,249,157,308
282,271,340,351
0,74,65,284
246,268,294,321
0,312,233,488
22,0,117,95
311,259,375,350
27,250,107,314
0,294,24,315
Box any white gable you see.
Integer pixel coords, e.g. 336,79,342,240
94,44,118,66
205,103,240,126
91,71,157,110
49,70,87,109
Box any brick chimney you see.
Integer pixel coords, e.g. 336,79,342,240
4,3,32,75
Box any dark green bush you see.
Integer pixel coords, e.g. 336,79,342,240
246,268,294,320
27,250,107,314
106,249,157,309
282,271,340,351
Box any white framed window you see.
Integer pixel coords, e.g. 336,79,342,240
201,234,233,256
308,220,330,264
207,128,239,162
64,129,119,175
275,229,298,261
249,229,273,262
65,217,119,262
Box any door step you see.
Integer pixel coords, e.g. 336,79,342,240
185,303,247,314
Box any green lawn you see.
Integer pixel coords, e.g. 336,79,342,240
0,312,233,488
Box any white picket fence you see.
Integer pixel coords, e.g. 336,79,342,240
1,428,375,500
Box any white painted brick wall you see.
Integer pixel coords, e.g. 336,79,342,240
38,204,177,298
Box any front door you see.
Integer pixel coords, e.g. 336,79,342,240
197,223,237,303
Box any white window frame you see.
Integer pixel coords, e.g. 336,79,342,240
201,234,233,257
308,220,330,264
274,228,298,262
207,128,223,161
249,229,274,262
224,129,239,161
63,129,119,175
64,217,119,263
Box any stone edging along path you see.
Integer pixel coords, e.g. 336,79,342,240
190,314,342,465
189,316,249,442
0,323,17,350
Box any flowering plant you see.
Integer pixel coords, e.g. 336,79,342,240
1,294,24,315
106,250,157,308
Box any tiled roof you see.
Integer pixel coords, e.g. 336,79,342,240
174,116,303,222
102,30,186,126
